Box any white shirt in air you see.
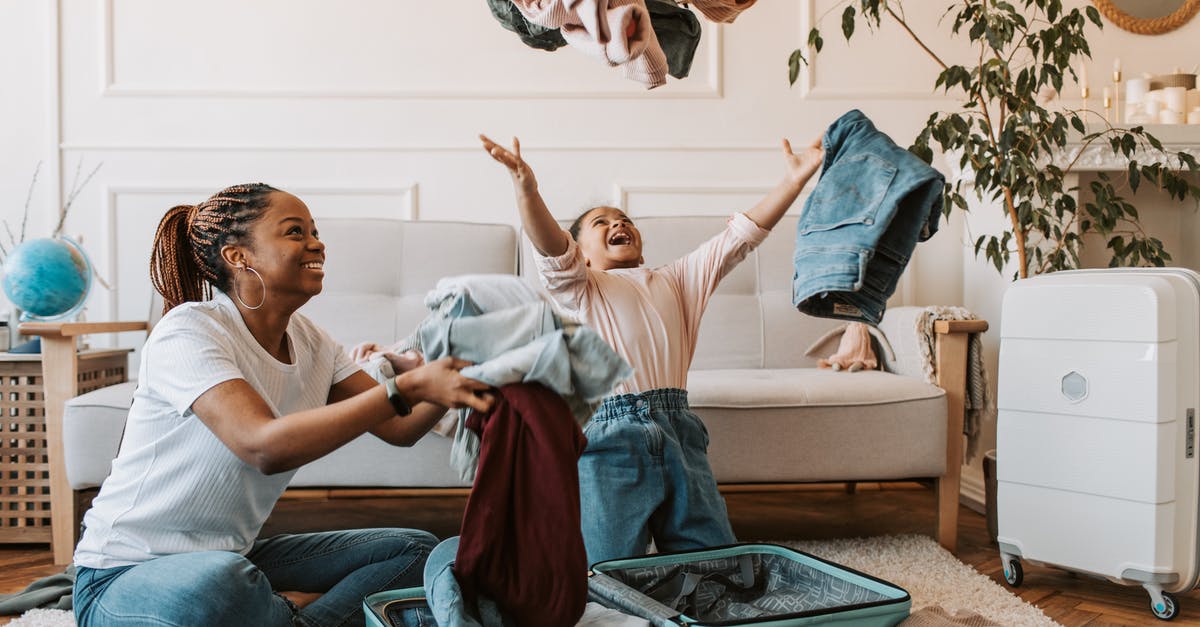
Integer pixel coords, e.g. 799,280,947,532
534,212,768,395
74,290,359,569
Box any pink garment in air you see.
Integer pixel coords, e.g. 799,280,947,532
511,0,669,88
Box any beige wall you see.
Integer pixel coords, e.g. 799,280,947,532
3,0,1199,502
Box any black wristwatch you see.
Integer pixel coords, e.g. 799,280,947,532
383,376,412,416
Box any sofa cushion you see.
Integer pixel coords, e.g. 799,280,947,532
301,219,518,348
63,381,136,490
63,380,474,490
688,369,947,483
290,432,470,488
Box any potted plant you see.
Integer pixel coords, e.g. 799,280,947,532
790,0,1200,279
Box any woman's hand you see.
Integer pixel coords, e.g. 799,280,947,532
782,136,824,190
401,357,495,413
480,134,538,196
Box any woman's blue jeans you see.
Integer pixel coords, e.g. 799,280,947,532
73,528,437,627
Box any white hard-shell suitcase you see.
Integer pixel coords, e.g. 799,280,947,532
997,268,1200,621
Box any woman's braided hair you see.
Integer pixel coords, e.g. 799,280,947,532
150,183,279,314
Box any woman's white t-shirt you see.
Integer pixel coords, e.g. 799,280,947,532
74,290,359,569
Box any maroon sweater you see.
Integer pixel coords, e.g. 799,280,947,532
455,383,589,627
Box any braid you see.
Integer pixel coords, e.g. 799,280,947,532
149,183,279,314
150,205,207,313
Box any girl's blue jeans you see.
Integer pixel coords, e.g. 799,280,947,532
579,388,736,565
73,527,436,627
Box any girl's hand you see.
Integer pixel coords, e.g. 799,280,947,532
401,357,495,413
782,136,824,190
348,342,383,364
480,134,538,195
385,349,424,374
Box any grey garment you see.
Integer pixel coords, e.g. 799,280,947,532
420,301,633,481
406,275,631,481
487,0,567,51
0,566,74,614
419,301,631,419
646,0,701,79
486,0,701,79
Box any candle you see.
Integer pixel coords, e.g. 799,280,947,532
1165,86,1187,113
1079,60,1089,93
1103,87,1112,107
1113,57,1122,81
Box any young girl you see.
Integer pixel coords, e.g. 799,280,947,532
481,134,824,563
72,183,494,627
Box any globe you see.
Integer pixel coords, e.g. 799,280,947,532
2,236,93,321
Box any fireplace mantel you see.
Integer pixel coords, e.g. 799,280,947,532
1059,125,1200,172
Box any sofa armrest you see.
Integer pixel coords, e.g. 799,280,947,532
876,307,988,381
876,306,988,554
876,306,932,379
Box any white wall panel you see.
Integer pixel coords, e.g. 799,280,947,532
617,183,775,217
102,0,721,98
799,0,974,100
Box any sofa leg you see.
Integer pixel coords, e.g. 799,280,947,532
933,328,970,556
935,472,960,554
844,482,857,495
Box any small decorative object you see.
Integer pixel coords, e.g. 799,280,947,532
0,161,103,352
1078,60,1091,127
1112,57,1122,124
1103,87,1112,123
1091,0,1200,36
1,237,92,321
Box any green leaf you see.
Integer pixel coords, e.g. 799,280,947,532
788,49,803,85
1128,162,1141,192
808,27,824,53
842,6,857,40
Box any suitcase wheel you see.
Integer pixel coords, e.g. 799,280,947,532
1002,558,1023,587
1151,591,1179,621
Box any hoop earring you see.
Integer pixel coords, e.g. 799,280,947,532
234,265,266,310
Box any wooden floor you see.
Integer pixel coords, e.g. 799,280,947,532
0,483,1196,625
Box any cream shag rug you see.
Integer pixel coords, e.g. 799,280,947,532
8,534,1056,627
785,534,1058,626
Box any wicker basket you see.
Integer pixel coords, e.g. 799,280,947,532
1150,73,1197,90
0,350,128,542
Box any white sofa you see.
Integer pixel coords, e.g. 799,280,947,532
44,216,983,564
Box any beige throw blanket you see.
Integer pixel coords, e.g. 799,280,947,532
912,306,991,463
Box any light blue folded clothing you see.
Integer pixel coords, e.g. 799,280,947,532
366,274,632,482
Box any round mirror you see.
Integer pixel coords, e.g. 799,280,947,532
1092,0,1200,34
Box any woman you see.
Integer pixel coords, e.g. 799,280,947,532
72,183,494,626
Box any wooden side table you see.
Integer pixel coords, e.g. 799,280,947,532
19,321,147,564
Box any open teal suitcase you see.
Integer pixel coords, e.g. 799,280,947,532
364,586,428,627
365,543,910,626
588,543,911,626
